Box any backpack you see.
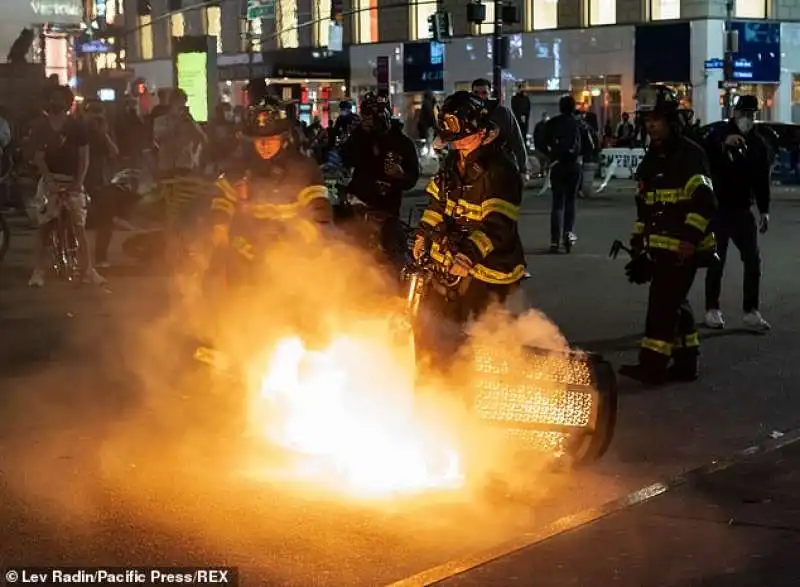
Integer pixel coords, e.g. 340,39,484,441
549,115,581,162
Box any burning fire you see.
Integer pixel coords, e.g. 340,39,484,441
249,322,464,497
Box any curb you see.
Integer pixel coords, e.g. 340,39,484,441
385,427,800,587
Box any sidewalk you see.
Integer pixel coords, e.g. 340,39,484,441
439,437,800,587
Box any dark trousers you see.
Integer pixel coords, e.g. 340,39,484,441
550,163,580,245
705,208,761,313
640,261,699,374
416,278,518,367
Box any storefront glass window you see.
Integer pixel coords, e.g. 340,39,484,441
651,0,679,20
792,75,800,123
473,1,495,35
204,6,222,54
171,13,184,38
138,15,153,60
531,0,558,30
735,0,767,18
313,0,332,47
277,0,299,48
411,0,437,40
589,0,616,25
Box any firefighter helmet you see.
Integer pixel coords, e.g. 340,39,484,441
242,99,292,138
435,90,492,142
635,84,680,116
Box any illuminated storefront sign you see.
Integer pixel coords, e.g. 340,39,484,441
30,0,83,19
176,51,209,122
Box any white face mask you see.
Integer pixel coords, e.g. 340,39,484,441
735,116,754,134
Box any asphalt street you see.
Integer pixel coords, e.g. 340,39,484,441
2,182,800,586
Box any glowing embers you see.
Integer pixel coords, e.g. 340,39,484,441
473,380,594,428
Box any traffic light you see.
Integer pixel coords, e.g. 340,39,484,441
427,12,453,42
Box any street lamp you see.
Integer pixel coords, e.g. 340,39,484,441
466,0,519,103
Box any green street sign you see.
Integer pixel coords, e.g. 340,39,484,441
247,0,275,20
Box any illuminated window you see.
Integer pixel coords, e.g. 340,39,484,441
410,0,437,40
473,1,495,35
532,0,558,30
204,6,223,53
138,15,153,60
277,0,299,48
651,0,679,19
105,0,118,24
354,0,378,44
171,13,184,37
588,0,616,25
313,0,332,47
241,18,263,51
735,0,767,18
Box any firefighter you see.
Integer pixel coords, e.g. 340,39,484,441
412,90,526,326
620,84,717,385
209,98,332,283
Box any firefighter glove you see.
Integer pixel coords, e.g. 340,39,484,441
625,254,653,285
450,253,473,277
412,235,425,260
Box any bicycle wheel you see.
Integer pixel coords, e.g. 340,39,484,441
0,213,9,264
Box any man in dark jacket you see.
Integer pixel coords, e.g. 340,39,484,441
542,95,583,252
340,92,420,270
471,79,528,178
511,86,531,139
702,95,771,331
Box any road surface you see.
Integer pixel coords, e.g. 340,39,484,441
2,185,800,586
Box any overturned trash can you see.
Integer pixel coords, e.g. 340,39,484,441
468,345,617,466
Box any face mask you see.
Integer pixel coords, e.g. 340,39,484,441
735,117,754,134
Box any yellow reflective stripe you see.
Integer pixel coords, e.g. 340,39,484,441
471,263,526,285
210,197,236,216
248,202,300,220
444,199,482,220
231,236,256,261
684,332,700,348
684,174,714,198
421,209,444,227
481,198,520,221
699,233,715,251
641,337,673,356
297,185,330,205
643,189,688,204
215,178,240,202
645,234,680,251
430,241,453,266
633,221,644,235
685,212,710,232
425,179,440,200
468,230,494,258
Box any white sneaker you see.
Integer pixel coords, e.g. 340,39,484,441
28,269,45,288
704,309,725,329
743,310,771,331
82,268,108,286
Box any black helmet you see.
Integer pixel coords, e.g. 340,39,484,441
436,90,492,142
339,100,353,111
734,94,759,112
635,84,680,116
360,91,391,131
242,99,292,138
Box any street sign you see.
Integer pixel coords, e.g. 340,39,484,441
247,0,275,20
704,58,724,70
719,80,738,89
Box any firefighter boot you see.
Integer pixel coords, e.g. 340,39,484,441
667,350,699,382
619,350,668,386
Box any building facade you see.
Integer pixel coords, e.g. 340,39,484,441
123,0,800,125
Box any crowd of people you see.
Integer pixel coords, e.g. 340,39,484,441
0,75,775,387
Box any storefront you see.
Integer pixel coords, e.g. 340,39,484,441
217,48,349,126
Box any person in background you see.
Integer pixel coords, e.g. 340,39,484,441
28,85,106,287
0,106,12,209
531,111,550,178
208,102,239,173
511,85,531,140
329,99,359,149
84,101,120,268
702,94,771,331
471,78,528,179
115,99,149,169
542,94,583,253
418,90,437,147
616,112,635,147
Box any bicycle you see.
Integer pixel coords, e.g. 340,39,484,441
48,190,80,281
